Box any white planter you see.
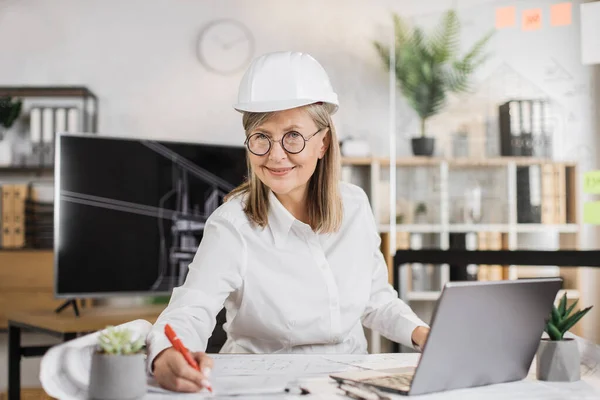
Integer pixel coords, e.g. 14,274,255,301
89,352,147,399
0,137,12,166
536,338,580,382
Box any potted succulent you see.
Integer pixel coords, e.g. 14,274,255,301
537,293,593,382
89,325,147,400
374,10,493,156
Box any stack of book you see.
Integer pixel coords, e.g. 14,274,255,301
0,181,53,249
0,183,27,248
516,164,568,224
26,181,54,249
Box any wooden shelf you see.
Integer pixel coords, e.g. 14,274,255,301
0,248,52,253
341,157,374,166
0,86,97,98
392,224,444,233
384,224,580,234
342,156,577,168
0,166,53,174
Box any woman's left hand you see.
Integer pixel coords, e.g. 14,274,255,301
411,326,430,350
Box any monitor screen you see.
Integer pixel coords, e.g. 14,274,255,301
55,134,248,297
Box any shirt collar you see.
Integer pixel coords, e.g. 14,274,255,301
268,190,298,248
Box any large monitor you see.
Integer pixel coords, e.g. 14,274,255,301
55,133,248,297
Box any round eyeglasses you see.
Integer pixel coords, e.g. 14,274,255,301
244,128,326,156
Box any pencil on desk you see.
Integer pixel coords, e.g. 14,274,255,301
164,324,213,392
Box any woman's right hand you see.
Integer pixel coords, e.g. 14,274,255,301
152,347,214,392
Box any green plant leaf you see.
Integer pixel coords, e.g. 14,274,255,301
97,326,144,355
459,30,494,70
564,299,579,318
0,97,23,129
392,13,413,48
547,321,563,340
551,306,561,326
373,9,492,129
558,306,593,334
558,293,567,318
428,10,460,64
547,322,563,340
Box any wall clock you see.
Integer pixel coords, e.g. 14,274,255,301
196,19,255,75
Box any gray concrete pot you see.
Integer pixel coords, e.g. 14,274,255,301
536,338,580,382
89,352,147,400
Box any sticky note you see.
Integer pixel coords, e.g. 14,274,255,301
583,170,600,194
523,9,542,31
496,6,516,29
551,2,572,26
584,202,600,224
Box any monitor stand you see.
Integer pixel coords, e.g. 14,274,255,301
55,299,80,317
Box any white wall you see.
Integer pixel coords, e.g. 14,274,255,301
0,0,399,153
1,0,595,158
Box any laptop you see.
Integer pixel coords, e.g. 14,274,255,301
330,278,562,396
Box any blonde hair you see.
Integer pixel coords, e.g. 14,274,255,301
225,103,343,233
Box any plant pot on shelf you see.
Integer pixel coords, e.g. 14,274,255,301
0,135,12,166
411,137,435,157
536,338,580,382
89,352,147,400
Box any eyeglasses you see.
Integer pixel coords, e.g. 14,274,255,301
244,127,326,156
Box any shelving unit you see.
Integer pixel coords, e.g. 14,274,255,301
0,86,98,132
0,86,99,328
341,156,582,340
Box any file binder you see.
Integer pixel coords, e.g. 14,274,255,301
499,99,552,158
12,184,27,248
41,108,54,166
517,166,542,223
1,185,14,248
555,164,567,224
67,108,79,133
29,107,43,166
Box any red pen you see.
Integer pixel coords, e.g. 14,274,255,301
164,324,212,392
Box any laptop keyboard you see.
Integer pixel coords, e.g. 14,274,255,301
361,373,414,391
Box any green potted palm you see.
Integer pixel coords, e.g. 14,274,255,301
537,293,593,382
89,326,147,399
374,10,493,156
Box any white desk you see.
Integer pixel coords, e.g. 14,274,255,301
144,353,600,399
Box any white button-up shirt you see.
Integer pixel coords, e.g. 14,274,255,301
147,182,427,368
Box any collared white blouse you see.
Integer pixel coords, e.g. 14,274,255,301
147,182,427,368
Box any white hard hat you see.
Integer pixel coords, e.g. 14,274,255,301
234,51,339,115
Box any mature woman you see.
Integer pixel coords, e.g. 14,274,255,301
147,51,429,392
